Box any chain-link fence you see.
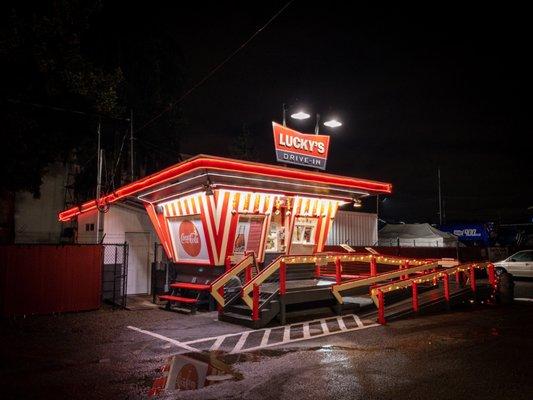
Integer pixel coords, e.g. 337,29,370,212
102,243,128,308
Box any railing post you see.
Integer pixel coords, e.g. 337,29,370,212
455,270,462,287
217,287,224,312
245,265,252,284
377,289,386,325
335,257,342,284
487,263,496,287
252,284,260,321
225,256,232,272
469,265,476,293
443,273,450,303
412,282,419,312
403,260,410,280
315,262,321,278
279,261,287,295
370,255,377,277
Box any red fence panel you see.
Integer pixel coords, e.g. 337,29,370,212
0,245,103,316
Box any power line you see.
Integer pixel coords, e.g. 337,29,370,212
6,99,130,122
134,0,294,135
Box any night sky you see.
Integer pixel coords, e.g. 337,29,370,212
20,2,533,224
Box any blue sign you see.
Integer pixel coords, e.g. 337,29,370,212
440,224,491,245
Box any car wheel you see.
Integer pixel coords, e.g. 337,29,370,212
495,267,507,276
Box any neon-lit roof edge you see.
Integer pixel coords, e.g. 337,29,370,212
58,154,392,221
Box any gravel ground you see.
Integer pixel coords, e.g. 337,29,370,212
1,299,532,399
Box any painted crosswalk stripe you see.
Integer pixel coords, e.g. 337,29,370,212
320,319,329,334
353,315,364,328
260,329,271,347
283,326,291,342
231,331,250,354
303,323,310,339
210,336,226,351
337,316,347,331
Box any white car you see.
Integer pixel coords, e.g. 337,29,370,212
494,250,533,278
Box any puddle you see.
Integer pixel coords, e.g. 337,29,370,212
148,346,373,396
148,351,243,397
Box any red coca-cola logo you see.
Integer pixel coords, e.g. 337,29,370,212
179,220,201,257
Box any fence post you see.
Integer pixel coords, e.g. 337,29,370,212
469,265,477,294
225,256,232,272
335,257,342,284
412,282,419,312
252,284,260,321
443,273,450,304
279,261,286,295
487,263,496,288
370,255,377,277
377,289,386,325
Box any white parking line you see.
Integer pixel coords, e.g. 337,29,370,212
128,314,381,355
127,326,199,353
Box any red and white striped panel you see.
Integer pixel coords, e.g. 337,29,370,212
161,193,204,217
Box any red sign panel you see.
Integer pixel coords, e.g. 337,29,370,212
272,122,330,170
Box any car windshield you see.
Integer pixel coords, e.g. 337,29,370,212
509,251,533,262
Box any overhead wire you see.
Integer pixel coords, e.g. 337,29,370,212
133,0,295,136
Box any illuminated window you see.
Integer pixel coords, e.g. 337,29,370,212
292,217,318,245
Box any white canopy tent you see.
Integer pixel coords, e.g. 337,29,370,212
378,223,458,247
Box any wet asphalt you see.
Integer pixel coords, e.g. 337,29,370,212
1,280,532,400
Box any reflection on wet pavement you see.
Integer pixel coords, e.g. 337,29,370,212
148,352,243,396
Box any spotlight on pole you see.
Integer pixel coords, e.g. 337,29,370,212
324,119,342,128
290,111,311,120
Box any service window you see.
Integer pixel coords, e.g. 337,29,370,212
234,215,265,256
292,217,318,245
265,213,286,253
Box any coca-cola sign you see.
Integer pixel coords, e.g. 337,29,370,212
179,220,201,257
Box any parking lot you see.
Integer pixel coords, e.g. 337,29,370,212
1,280,532,399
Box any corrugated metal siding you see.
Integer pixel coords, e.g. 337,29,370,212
326,211,377,246
0,245,103,316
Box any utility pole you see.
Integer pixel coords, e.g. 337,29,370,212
130,109,134,182
314,113,320,134
96,121,103,243
437,167,443,226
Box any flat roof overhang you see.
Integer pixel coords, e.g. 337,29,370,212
58,154,392,221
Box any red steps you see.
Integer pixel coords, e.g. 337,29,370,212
158,295,198,304
169,282,211,291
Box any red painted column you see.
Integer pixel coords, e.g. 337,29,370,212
225,256,232,272
279,261,287,295
377,289,386,325
252,284,260,321
487,263,496,287
370,256,377,277
412,282,419,312
443,273,450,302
335,257,342,284
469,265,476,293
